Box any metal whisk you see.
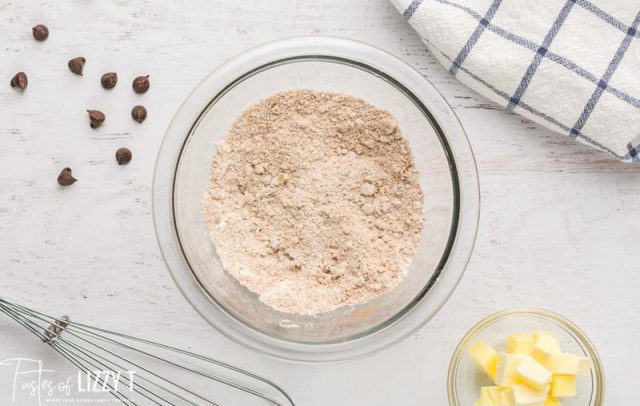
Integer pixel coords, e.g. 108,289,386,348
0,297,295,406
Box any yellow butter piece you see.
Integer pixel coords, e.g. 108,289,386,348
516,356,552,390
531,331,562,364
551,374,576,398
507,333,535,355
476,386,513,406
577,357,592,376
544,397,562,406
548,354,590,375
469,340,499,379
495,353,524,386
470,331,586,405
511,384,549,406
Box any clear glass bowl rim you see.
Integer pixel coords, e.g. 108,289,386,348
152,36,480,362
447,307,606,405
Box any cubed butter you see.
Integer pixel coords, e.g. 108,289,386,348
548,354,590,375
531,331,562,364
495,353,524,386
511,384,549,406
551,375,576,398
516,356,552,390
476,386,513,406
469,340,499,379
507,333,535,355
544,397,562,406
577,357,592,376
468,330,588,405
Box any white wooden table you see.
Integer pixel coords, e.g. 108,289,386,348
1,1,638,404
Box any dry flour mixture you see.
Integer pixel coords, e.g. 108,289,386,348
203,90,424,314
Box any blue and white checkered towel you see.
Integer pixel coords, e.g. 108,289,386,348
392,0,640,162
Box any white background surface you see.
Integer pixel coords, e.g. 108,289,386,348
1,1,639,405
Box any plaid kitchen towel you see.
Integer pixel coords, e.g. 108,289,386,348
392,0,640,162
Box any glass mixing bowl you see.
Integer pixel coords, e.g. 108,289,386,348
448,308,605,405
153,37,479,362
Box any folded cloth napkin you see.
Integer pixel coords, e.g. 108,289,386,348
391,0,640,162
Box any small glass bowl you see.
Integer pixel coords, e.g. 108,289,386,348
448,308,605,405
153,37,480,362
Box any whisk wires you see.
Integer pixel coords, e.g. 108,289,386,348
0,298,294,406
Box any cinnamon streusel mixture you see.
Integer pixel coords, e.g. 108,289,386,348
203,90,424,314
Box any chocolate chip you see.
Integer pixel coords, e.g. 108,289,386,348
101,72,118,89
87,110,105,129
32,24,49,41
10,72,28,90
68,57,86,75
115,148,132,165
57,167,77,186
132,75,150,94
131,105,147,123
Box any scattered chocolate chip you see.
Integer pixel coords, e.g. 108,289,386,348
10,72,28,90
32,24,49,41
68,57,86,75
101,72,118,89
57,167,77,186
87,110,105,129
131,105,147,123
115,147,132,165
132,75,150,94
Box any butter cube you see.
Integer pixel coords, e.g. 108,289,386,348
511,384,549,406
469,340,499,379
548,354,590,375
507,333,535,355
531,332,562,364
544,397,562,406
495,353,524,386
476,386,513,405
577,357,592,376
516,356,552,390
551,375,576,398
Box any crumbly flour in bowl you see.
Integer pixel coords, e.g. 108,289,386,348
203,90,424,315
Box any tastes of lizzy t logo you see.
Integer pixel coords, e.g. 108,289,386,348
0,358,136,404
